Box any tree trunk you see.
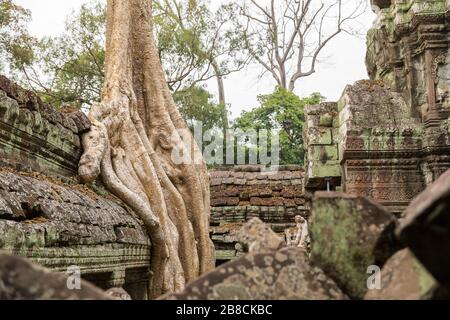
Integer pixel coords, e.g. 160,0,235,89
279,63,287,90
78,0,215,299
212,62,226,107
210,60,229,164
214,71,228,129
288,78,296,92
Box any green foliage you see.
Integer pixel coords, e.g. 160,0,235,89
154,0,210,91
40,1,105,107
2,0,105,108
0,0,34,73
234,88,324,165
2,0,240,123
174,85,229,132
154,0,247,94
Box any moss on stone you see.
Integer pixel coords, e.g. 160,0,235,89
311,194,396,299
311,199,372,298
414,258,436,296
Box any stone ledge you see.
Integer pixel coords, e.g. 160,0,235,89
0,170,151,298
0,75,89,134
0,76,90,178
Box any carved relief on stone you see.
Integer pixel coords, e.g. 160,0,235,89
433,53,447,79
434,52,450,108
346,184,425,203
304,0,449,218
346,170,423,185
345,136,365,150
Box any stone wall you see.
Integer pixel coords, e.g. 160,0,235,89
209,165,306,263
304,1,450,215
0,76,308,287
0,77,152,299
0,76,89,179
304,102,341,192
1,0,448,299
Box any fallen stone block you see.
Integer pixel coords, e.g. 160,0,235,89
397,169,450,287
237,218,285,254
365,249,437,300
310,192,398,299
162,247,348,300
105,287,132,300
0,254,110,300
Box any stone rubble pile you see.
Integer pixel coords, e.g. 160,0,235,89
210,166,307,263
165,168,450,300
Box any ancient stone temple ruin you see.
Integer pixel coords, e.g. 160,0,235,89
166,0,450,300
0,76,151,300
209,166,306,262
304,0,450,215
0,0,449,301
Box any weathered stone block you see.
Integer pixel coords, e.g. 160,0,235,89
397,169,450,287
306,162,341,179
0,171,151,299
0,254,110,300
310,192,398,299
237,218,284,253
0,77,91,178
163,247,348,300
306,128,332,145
319,114,334,127
209,166,306,263
210,179,222,186
309,145,339,161
365,249,437,300
215,250,238,261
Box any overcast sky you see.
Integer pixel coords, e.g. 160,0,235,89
14,0,376,118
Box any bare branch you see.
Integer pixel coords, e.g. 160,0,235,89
235,0,367,92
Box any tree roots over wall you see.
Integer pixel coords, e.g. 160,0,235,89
78,0,215,299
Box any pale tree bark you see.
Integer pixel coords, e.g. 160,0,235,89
78,0,215,299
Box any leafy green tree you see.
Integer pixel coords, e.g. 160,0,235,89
174,85,229,133
5,1,105,108
2,0,236,132
234,87,324,165
154,0,248,107
0,0,35,74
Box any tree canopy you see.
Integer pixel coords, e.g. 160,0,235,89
1,0,232,131
0,0,34,74
0,0,369,166
234,88,324,165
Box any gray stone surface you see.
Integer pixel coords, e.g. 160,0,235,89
310,192,398,299
365,249,437,300
162,246,347,300
0,76,89,178
210,166,306,263
237,218,285,254
0,170,151,299
397,169,450,287
0,253,111,300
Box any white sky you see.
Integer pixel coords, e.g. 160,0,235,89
14,0,376,119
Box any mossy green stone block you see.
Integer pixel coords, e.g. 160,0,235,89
310,193,397,299
309,145,339,161
308,162,341,179
319,114,334,127
365,249,437,300
215,250,237,261
307,128,332,145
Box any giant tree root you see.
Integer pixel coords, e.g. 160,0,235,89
78,0,215,299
